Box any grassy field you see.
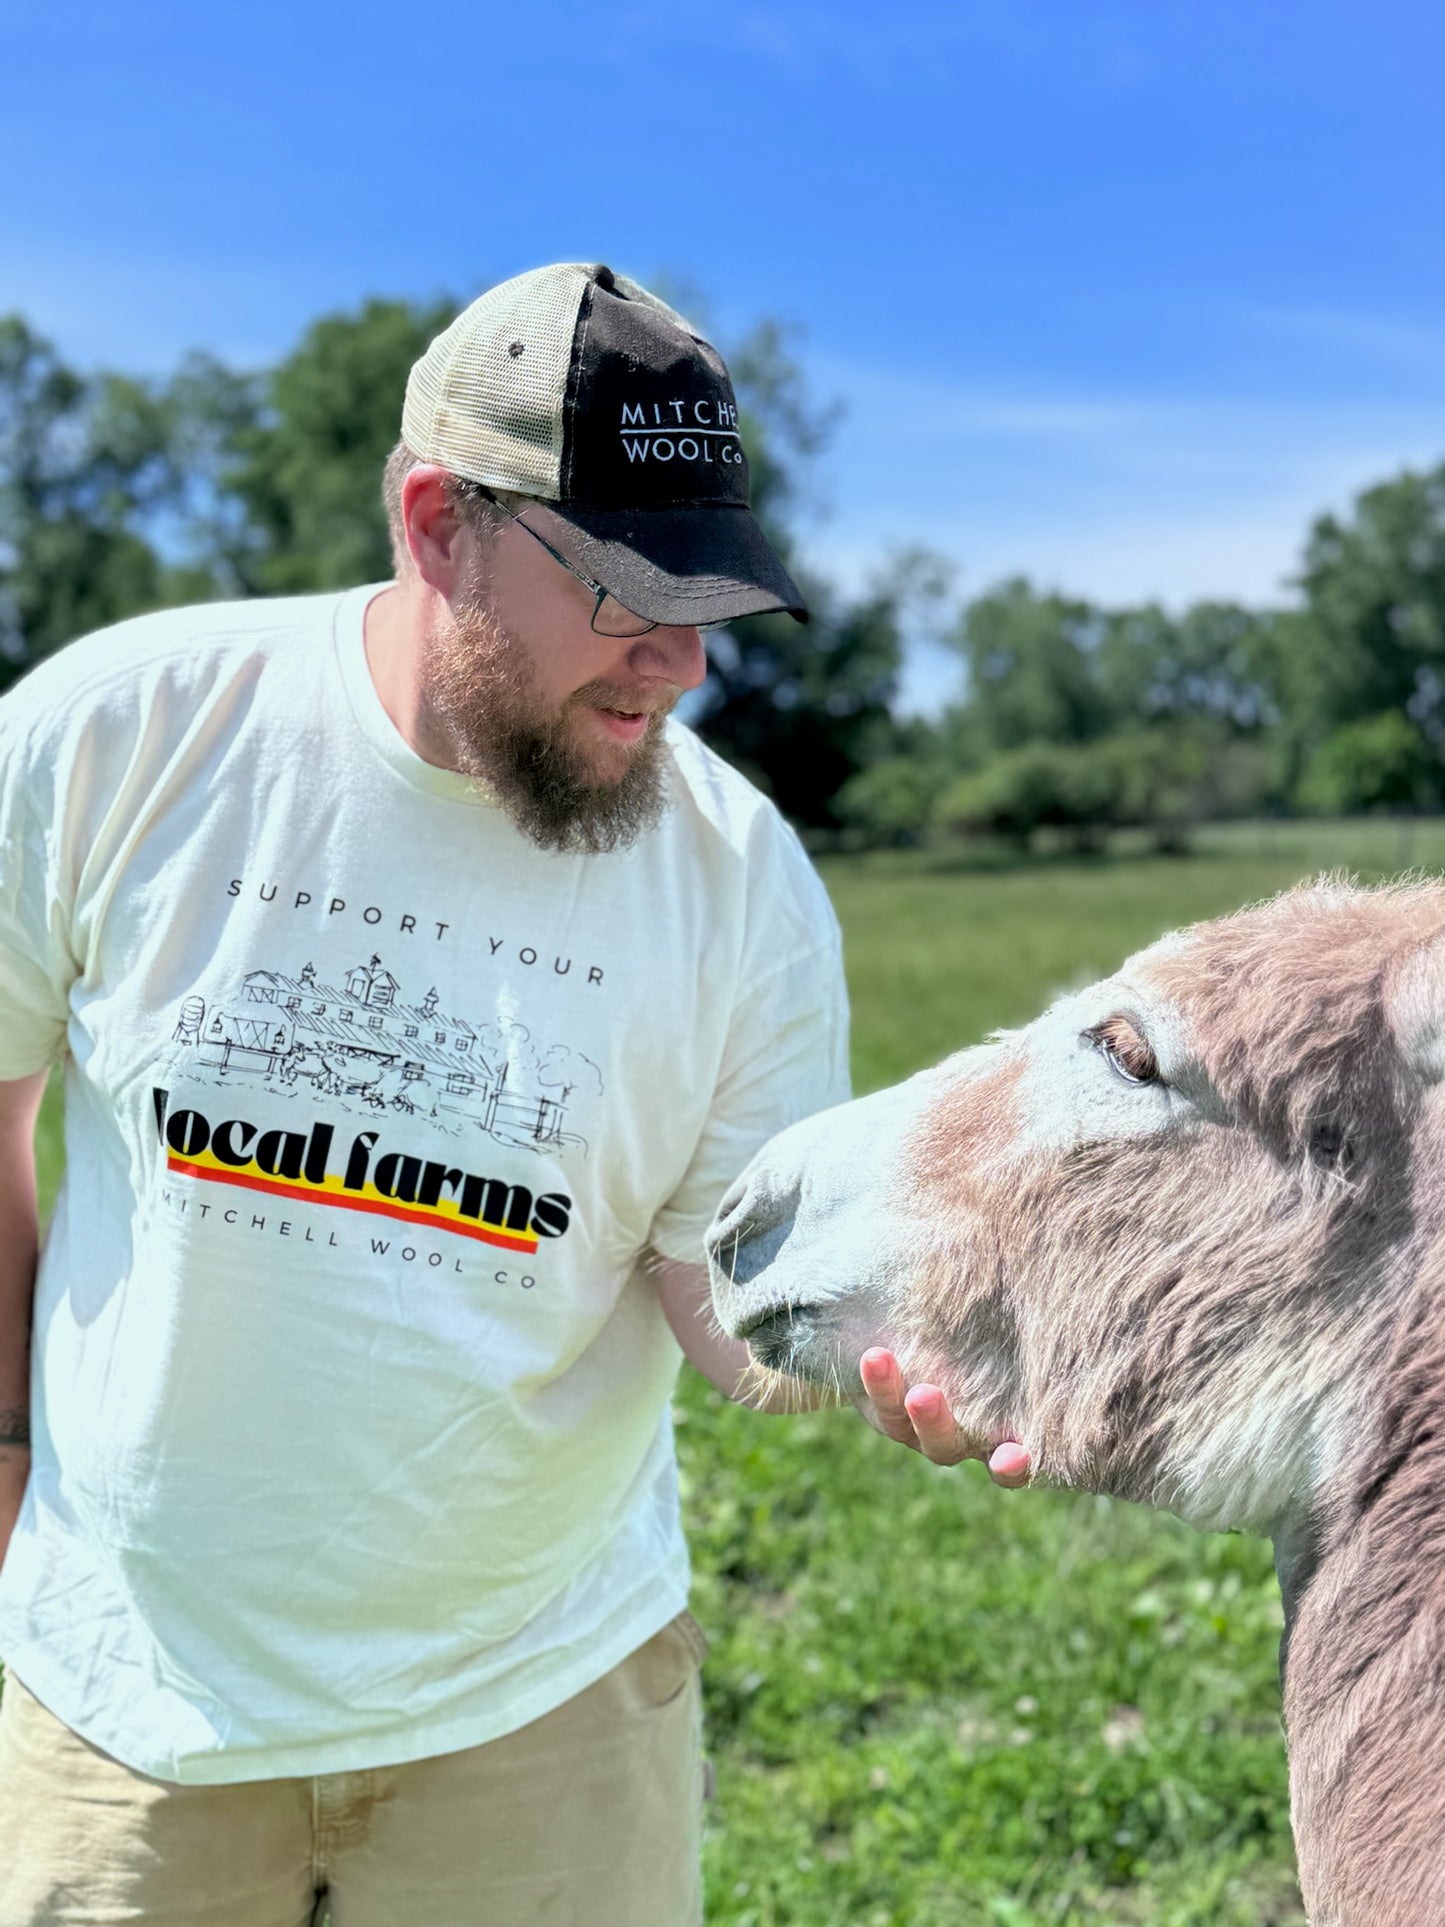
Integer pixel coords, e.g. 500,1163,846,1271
30,819,1445,1923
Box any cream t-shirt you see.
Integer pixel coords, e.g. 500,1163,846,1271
0,585,849,1783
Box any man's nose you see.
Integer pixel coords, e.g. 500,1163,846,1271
629,625,707,692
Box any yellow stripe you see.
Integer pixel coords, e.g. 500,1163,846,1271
171,1147,534,1246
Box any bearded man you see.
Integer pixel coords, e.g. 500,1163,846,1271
0,264,1006,1926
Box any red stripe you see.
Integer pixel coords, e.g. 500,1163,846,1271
165,1158,540,1253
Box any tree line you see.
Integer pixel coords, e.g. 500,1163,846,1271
4,298,1444,848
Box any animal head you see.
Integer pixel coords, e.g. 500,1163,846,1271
708,880,1445,1538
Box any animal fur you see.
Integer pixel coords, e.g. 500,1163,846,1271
708,879,1445,1925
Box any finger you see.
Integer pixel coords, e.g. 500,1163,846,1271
987,1440,1032,1488
859,1347,904,1411
859,1348,918,1445
903,1383,970,1466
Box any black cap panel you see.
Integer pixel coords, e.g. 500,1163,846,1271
560,284,751,511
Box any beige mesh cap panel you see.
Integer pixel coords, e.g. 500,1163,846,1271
401,264,698,501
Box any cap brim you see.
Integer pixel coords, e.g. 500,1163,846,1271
544,502,808,627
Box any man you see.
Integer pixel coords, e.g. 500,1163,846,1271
0,263,1020,1925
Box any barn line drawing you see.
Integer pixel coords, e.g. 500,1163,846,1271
168,954,602,1159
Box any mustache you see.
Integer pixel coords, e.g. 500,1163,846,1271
570,678,682,718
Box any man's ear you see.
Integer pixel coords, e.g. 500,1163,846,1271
401,466,468,595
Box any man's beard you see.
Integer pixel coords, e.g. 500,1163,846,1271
424,595,676,855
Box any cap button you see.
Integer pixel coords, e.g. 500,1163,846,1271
592,264,616,292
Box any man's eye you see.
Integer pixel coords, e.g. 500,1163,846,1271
1086,1017,1161,1087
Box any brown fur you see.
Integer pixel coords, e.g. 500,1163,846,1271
909,1054,1025,1198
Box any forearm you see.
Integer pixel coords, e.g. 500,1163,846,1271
647,1252,834,1412
0,1073,45,1562
0,1181,36,1444
680,1311,834,1413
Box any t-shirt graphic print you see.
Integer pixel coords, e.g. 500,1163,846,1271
155,947,591,1261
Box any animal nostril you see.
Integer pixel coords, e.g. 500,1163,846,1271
708,1174,769,1257
706,1209,754,1275
706,1172,802,1292
714,1173,749,1225
720,1219,793,1293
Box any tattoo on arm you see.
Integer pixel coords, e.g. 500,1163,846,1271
0,1410,30,1449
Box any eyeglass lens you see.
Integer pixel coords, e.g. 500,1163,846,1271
591,594,660,638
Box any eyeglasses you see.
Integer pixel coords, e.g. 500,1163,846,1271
479,489,727,637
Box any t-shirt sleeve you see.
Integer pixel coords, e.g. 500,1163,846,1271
0,731,74,1079
647,920,851,1267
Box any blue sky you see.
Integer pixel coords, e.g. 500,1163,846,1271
6,1,1444,708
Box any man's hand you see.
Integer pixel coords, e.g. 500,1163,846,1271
859,1348,1031,1488
646,1256,1033,1483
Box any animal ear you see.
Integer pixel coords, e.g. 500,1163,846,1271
1389,938,1445,1082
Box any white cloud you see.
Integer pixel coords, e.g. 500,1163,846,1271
1239,303,1445,377
803,349,1445,611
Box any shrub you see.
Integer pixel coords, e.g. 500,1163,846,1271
1096,729,1216,853
835,758,947,846
935,742,1121,851
936,729,1276,856
1297,712,1442,815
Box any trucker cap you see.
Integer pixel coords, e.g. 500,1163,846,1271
401,263,807,628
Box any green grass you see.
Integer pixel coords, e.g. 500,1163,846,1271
31,818,1445,1923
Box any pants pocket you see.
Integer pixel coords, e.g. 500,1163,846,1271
627,1610,708,1711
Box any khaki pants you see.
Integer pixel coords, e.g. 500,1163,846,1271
0,1612,707,1927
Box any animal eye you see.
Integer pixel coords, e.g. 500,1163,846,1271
1087,1016,1161,1087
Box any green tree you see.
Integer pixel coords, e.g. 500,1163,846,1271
1280,465,1445,793
223,297,456,594
160,350,268,596
835,754,948,847
692,321,946,828
724,316,839,538
935,740,1122,852
1094,725,1239,854
1297,711,1442,815
1096,601,1280,733
948,578,1109,754
0,317,205,684
697,548,945,829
